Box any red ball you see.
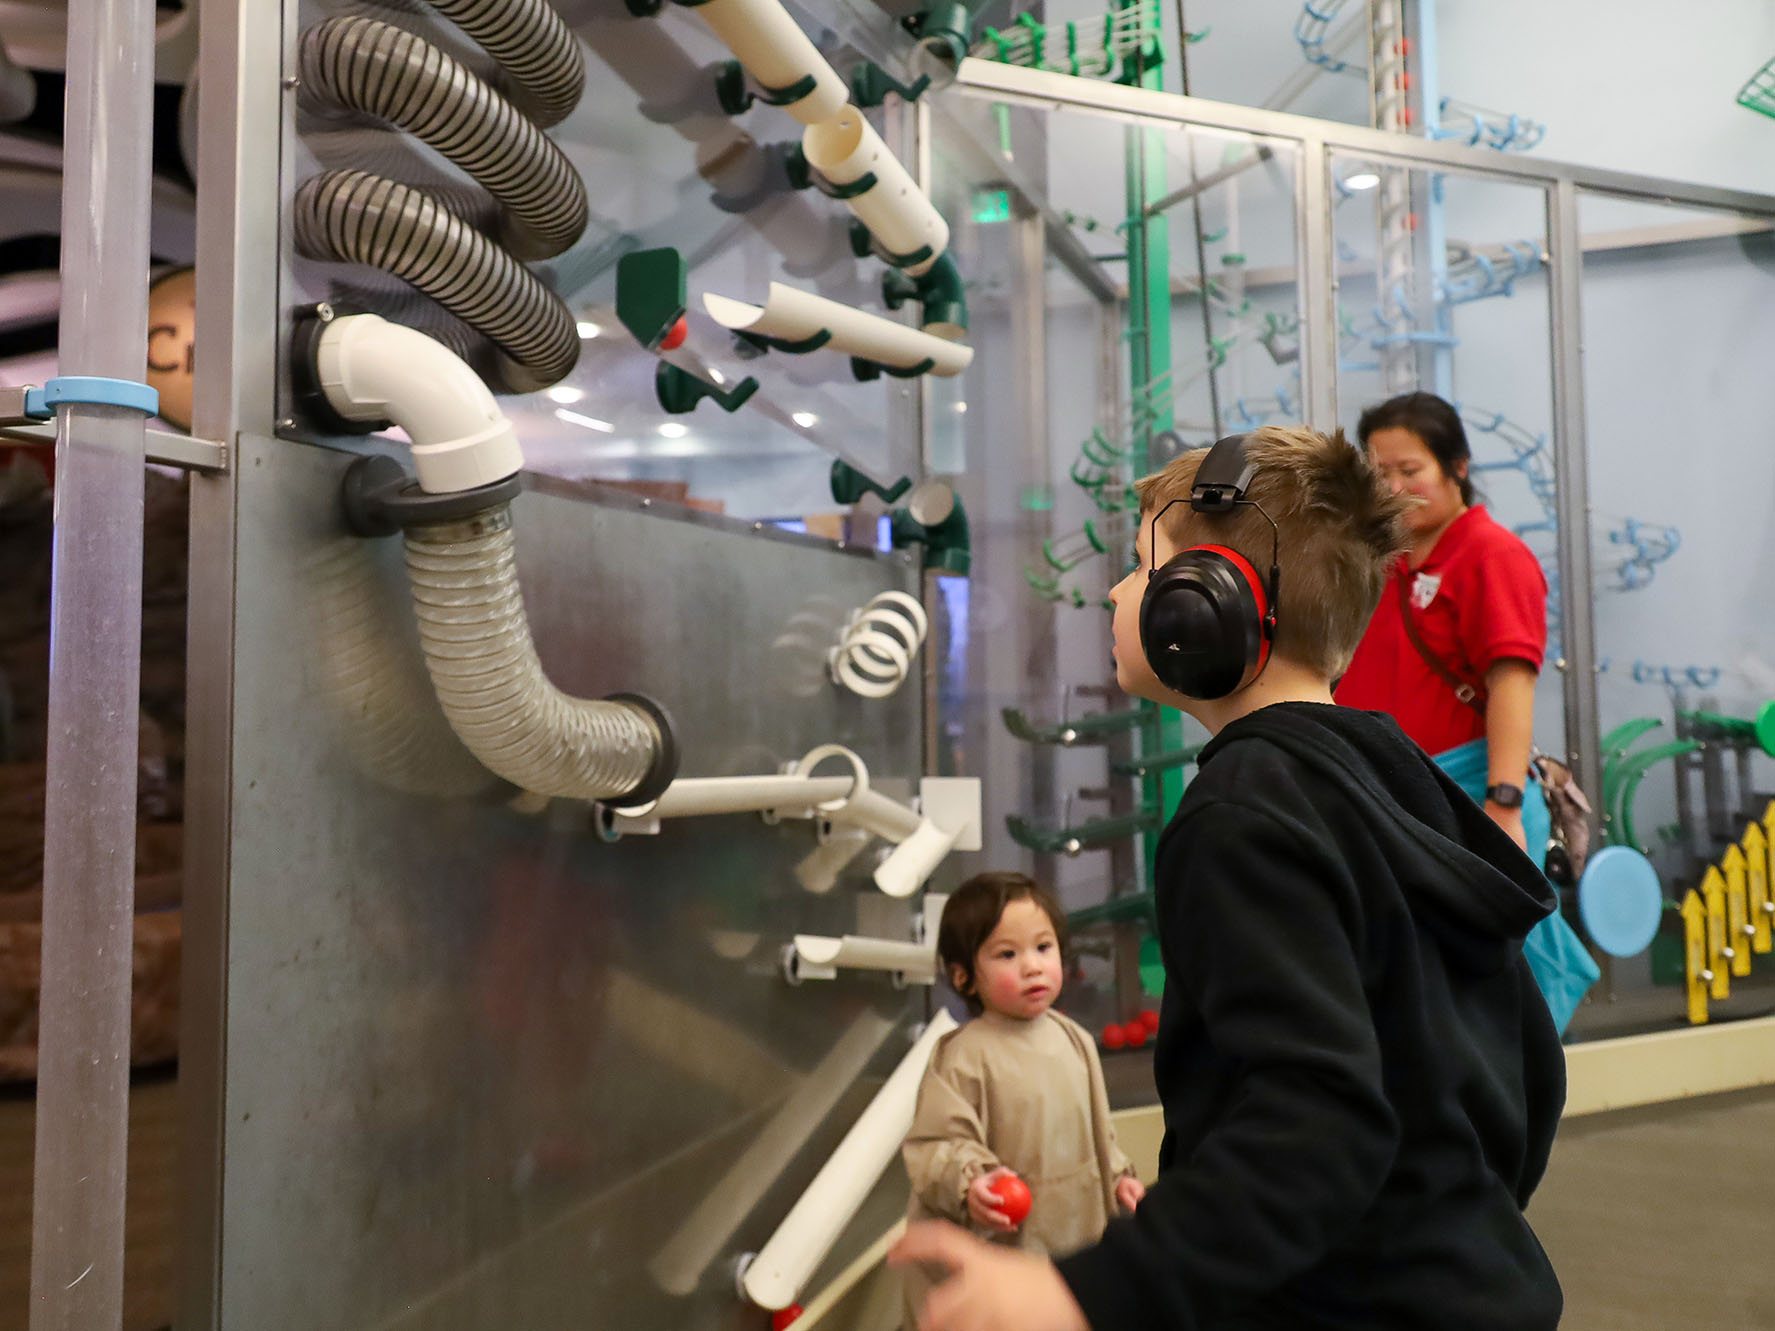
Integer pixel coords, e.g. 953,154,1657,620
988,1174,1033,1225
771,1305,803,1330
1100,1023,1126,1050
1121,1022,1148,1048
659,314,689,351
1139,1009,1160,1034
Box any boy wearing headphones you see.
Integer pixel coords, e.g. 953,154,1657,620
892,426,1566,1331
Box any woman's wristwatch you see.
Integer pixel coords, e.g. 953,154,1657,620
1485,782,1524,809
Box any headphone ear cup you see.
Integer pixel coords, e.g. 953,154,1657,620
1139,550,1267,699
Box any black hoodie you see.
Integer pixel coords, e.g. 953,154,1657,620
1055,703,1565,1330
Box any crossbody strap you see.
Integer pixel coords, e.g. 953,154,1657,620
1397,574,1486,715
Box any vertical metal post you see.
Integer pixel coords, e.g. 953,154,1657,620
1548,177,1600,796
181,0,288,1323
1011,208,1058,881
29,0,156,1324
1298,138,1338,429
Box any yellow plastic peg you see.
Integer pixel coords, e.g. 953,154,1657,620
1723,846,1752,978
1680,889,1708,1025
1702,866,1730,1001
1746,821,1771,955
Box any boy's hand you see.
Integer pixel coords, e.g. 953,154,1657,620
966,1168,1021,1232
1486,800,1528,852
1114,1174,1145,1213
890,1221,1090,1331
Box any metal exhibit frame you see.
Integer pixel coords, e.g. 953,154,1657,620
949,55,1775,815
9,11,1742,1326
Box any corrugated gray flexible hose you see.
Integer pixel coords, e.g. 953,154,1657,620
294,3,587,391
294,169,578,392
300,15,587,260
424,0,584,128
404,506,665,801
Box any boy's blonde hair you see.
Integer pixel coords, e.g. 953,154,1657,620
1134,425,1412,678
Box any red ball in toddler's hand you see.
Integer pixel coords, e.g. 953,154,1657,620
659,315,689,350
989,1174,1033,1225
1100,1023,1126,1050
770,1304,803,1330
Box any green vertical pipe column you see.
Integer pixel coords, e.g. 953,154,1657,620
1122,50,1183,865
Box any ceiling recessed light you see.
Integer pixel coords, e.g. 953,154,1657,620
792,411,818,428
953,401,968,414
658,422,689,438
1344,171,1380,191
576,321,601,339
546,385,584,404
555,408,614,432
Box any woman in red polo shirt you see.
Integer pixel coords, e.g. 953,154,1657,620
1335,392,1547,848
1337,393,1597,1033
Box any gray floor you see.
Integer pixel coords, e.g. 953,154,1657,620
1529,1085,1775,1331
2,1076,1772,1328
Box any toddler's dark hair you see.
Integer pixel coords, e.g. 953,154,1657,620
937,871,1069,1015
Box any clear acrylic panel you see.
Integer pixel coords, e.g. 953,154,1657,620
1577,191,1775,1031
1330,153,1564,750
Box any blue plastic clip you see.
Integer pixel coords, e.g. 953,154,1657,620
22,376,160,420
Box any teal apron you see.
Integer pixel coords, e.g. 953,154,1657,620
1434,738,1599,1035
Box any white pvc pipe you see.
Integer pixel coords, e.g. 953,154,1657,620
802,109,949,276
690,0,850,125
650,1009,898,1297
742,1010,959,1310
315,313,524,492
631,773,858,821
792,934,937,982
872,816,962,898
703,283,973,378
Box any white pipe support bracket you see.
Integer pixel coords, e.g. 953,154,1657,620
315,313,525,492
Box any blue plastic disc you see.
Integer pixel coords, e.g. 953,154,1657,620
1577,846,1665,958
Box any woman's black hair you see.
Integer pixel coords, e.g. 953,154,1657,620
1355,391,1474,506
937,871,1069,1016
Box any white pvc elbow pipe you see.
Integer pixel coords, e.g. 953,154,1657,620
741,1009,958,1310
315,312,526,492
313,312,672,804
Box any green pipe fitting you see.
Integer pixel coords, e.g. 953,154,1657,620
1605,739,1700,847
655,362,758,414
849,61,931,108
1110,744,1203,777
1006,807,1161,856
830,460,912,506
1001,705,1145,745
889,492,970,575
905,0,981,70
1066,892,1156,930
1678,702,1775,757
881,251,969,338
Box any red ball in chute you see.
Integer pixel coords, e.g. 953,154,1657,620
659,315,689,351
771,1304,804,1330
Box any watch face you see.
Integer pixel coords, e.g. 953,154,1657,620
1488,783,1524,809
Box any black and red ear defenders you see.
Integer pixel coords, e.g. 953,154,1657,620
1138,433,1282,700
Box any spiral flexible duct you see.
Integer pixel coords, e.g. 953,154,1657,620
294,169,579,392
300,15,587,260
295,3,587,391
404,506,663,800
424,0,585,128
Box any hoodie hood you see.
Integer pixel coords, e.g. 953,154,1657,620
1198,703,1556,973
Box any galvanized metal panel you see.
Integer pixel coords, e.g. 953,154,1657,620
214,431,924,1330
